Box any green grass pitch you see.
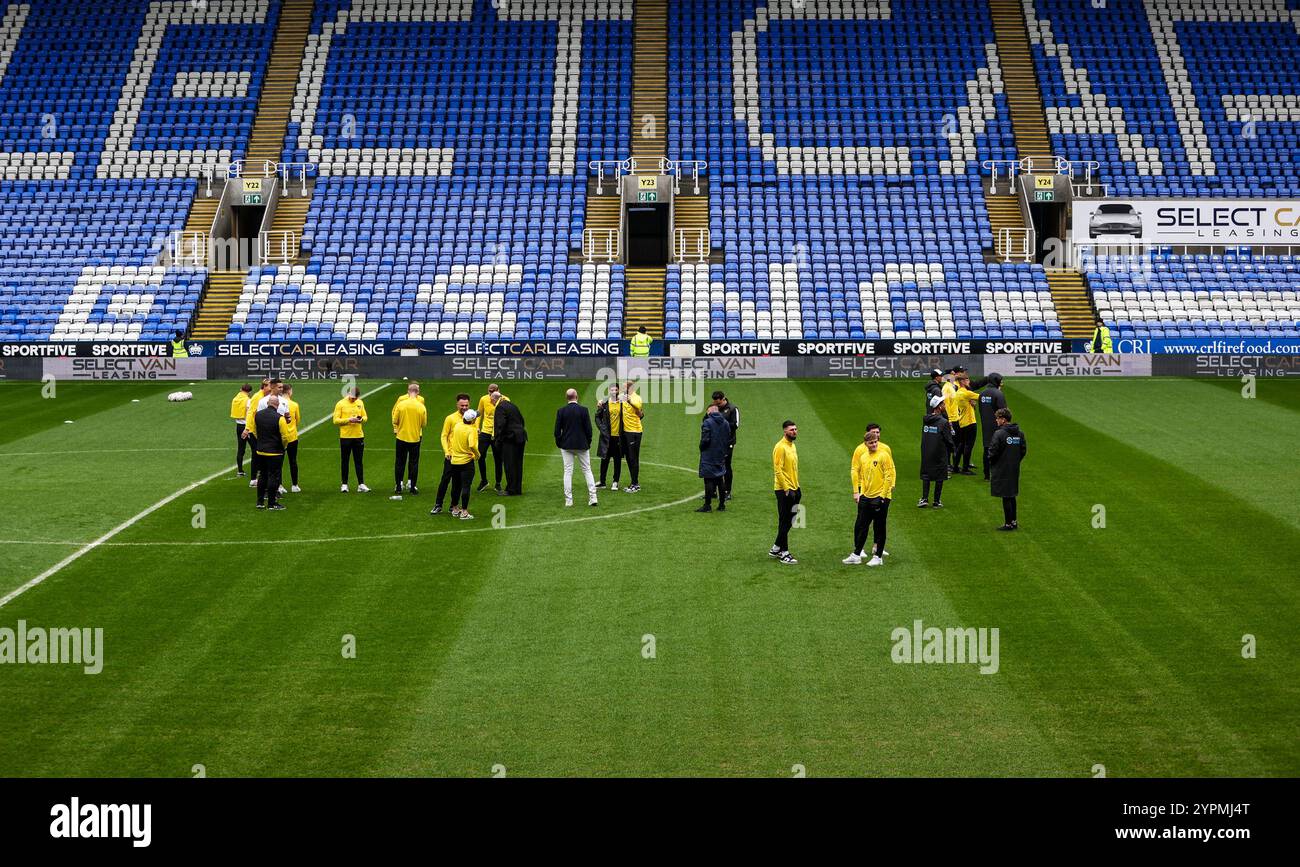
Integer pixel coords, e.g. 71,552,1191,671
0,376,1296,777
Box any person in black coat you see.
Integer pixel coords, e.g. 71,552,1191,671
696,405,731,512
554,388,596,507
977,373,1008,481
712,390,740,501
924,368,944,411
919,395,954,508
492,393,528,495
594,384,622,489
987,407,1027,531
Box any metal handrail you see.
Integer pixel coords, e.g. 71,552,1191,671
1064,159,1102,181
1071,182,1109,199
996,228,1034,264
169,231,208,268
193,163,226,197
1019,155,1065,175
674,228,709,263
225,160,244,180
261,230,299,265
582,228,619,263
588,159,634,195
267,161,316,195
660,158,708,195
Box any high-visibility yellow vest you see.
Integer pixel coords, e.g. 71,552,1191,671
1091,325,1113,354
630,332,652,357
171,339,189,358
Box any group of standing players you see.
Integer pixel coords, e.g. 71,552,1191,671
228,371,1026,562
767,366,1027,566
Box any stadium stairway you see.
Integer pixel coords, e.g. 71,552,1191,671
1045,271,1096,339
624,267,666,336
989,0,1053,163
579,178,621,263
987,0,1096,339
190,272,247,340
984,0,1050,262
672,177,712,265
186,0,315,339
625,0,668,337
244,0,313,173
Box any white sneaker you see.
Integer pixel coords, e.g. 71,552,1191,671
565,499,574,507
842,553,863,565
291,485,301,493
611,482,618,491
357,484,371,493
588,498,598,507
249,479,258,488
867,556,884,567
340,484,349,493
278,485,287,495
881,550,890,558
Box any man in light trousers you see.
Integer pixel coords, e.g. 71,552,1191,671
554,388,598,507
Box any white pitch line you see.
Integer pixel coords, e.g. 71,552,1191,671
0,455,706,549
0,383,393,609
72,491,704,547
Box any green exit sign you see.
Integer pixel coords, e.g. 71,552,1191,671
637,191,658,202
243,193,263,205
1033,190,1054,202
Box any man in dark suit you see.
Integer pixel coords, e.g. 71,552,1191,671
554,388,597,507
492,392,528,495
249,395,291,511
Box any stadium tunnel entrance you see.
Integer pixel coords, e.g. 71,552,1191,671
626,203,670,266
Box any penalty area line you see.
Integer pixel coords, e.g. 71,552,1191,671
0,382,393,610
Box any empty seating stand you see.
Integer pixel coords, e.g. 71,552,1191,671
664,0,1059,340
0,0,275,340
233,0,634,341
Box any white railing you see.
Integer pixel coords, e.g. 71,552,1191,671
169,231,208,267
261,230,299,265
193,163,229,197
225,159,245,180
589,159,634,195
660,158,707,195
1020,155,1064,175
1064,159,1101,181
674,228,709,263
996,227,1034,263
267,161,315,194
583,228,619,263
1072,182,1109,199
982,159,1021,192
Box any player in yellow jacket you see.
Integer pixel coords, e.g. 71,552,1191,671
446,409,482,519
621,380,645,492
333,386,369,492
431,393,472,514
475,383,506,492
392,381,428,496
844,429,896,566
770,420,801,564
952,374,982,475
230,383,254,477
280,383,303,492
